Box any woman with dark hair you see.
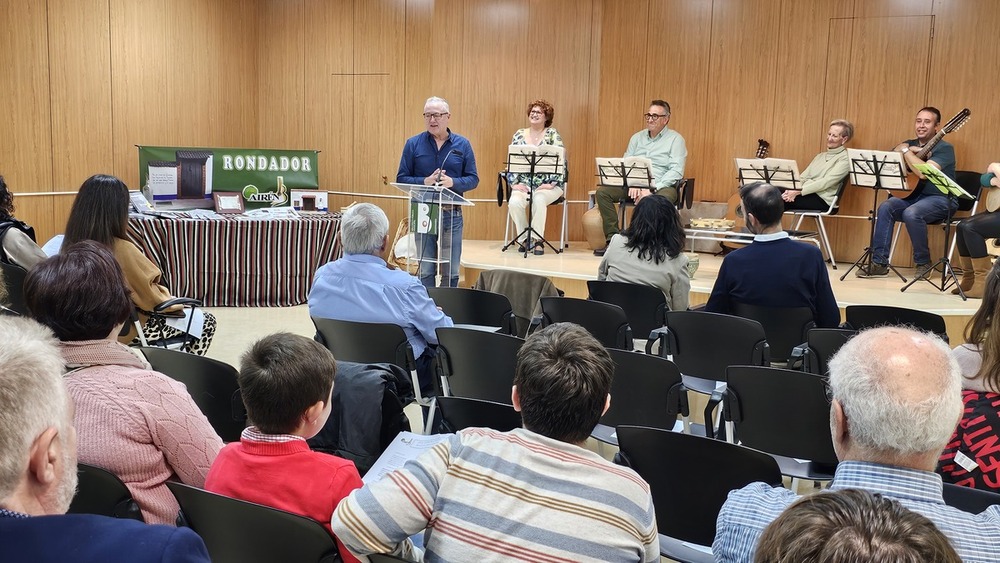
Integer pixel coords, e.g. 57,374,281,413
940,258,1000,491
506,99,566,255
63,174,216,354
0,174,47,269
24,241,223,525
597,195,690,311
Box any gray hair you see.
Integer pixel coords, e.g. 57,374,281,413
340,203,390,256
0,317,69,503
424,96,450,113
828,327,962,457
831,119,854,141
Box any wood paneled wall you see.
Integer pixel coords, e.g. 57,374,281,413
3,0,999,263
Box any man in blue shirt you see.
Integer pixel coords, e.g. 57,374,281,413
397,96,479,288
713,326,1000,563
859,107,957,279
308,203,453,395
0,317,210,563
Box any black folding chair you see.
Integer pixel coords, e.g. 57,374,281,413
798,328,857,375
539,296,633,350
436,396,522,433
435,327,523,404
167,482,339,563
844,305,948,343
67,463,144,521
0,261,28,315
587,280,668,342
426,287,516,334
731,302,815,364
942,482,1000,514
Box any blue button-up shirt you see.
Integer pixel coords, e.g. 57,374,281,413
712,460,1000,562
397,129,479,196
308,254,453,358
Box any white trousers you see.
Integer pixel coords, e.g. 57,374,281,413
508,187,563,242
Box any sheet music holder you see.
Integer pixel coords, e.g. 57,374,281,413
391,182,473,288
900,164,974,298
500,144,566,256
839,149,910,282
734,157,801,190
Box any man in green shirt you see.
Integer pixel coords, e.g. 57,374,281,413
594,99,687,256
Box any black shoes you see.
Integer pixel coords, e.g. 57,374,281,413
856,263,889,278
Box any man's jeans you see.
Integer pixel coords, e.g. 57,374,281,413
416,208,463,288
872,193,956,265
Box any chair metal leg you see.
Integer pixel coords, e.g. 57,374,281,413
559,197,568,251
817,216,837,269
888,223,901,264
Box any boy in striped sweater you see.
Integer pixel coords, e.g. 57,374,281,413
332,322,658,562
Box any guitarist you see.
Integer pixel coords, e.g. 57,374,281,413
858,107,957,280
952,163,1000,298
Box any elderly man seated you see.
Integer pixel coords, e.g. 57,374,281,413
0,316,210,562
712,326,1000,562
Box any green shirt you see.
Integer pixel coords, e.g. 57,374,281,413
625,127,687,191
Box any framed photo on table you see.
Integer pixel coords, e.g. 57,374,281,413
213,192,245,214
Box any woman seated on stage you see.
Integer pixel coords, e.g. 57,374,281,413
0,174,47,269
952,163,1000,299
780,119,853,211
597,195,690,311
940,257,1000,491
506,99,565,255
62,174,217,355
24,240,223,524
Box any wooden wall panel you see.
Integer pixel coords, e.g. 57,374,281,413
595,0,648,160
258,0,305,150
47,0,114,188
853,0,934,18
0,0,52,192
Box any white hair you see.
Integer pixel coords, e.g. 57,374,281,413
0,317,69,503
340,203,390,256
424,96,450,113
828,327,962,456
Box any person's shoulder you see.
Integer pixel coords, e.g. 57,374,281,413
720,481,797,520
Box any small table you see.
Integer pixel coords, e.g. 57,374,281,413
128,213,342,307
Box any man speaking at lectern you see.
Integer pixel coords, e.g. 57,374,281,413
397,96,479,288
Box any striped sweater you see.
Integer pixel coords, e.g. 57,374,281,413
332,427,658,562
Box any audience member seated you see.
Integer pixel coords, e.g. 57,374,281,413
713,326,1000,562
0,174,47,269
308,202,452,395
506,99,566,255
597,194,690,311
754,488,960,563
940,259,1000,491
23,241,223,525
706,181,840,328
0,316,211,562
332,323,658,562
62,174,216,355
205,332,363,562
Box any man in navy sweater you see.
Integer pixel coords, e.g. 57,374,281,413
0,316,210,563
706,182,840,328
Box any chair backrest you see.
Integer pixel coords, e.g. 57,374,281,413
942,482,1000,514
955,170,985,213
472,269,561,337
167,482,340,563
587,280,668,339
436,327,523,403
664,311,769,382
312,317,416,372
539,296,633,350
676,177,695,209
731,302,815,363
0,261,28,315
844,305,948,343
616,425,782,546
426,287,515,334
139,346,247,443
803,328,857,375
724,366,838,466
827,175,850,214
600,348,686,430
436,396,522,433
67,463,144,521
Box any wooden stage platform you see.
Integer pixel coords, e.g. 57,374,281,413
460,239,980,344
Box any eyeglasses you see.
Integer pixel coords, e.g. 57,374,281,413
423,112,450,120
644,113,667,121
529,110,544,117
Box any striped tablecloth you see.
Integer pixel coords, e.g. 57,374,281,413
127,214,342,307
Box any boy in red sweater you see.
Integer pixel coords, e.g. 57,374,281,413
204,333,363,563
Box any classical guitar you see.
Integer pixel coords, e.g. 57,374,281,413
913,108,971,160
726,139,771,230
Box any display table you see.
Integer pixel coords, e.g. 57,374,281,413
127,213,342,307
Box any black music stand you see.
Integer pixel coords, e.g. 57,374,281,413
501,145,565,257
900,166,973,298
840,150,908,282
593,157,654,230
735,158,800,190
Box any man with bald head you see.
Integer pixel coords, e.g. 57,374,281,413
712,327,1000,563
0,317,210,562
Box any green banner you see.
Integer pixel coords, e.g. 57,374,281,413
410,202,439,235
138,146,319,210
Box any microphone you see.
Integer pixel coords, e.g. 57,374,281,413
436,149,464,185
